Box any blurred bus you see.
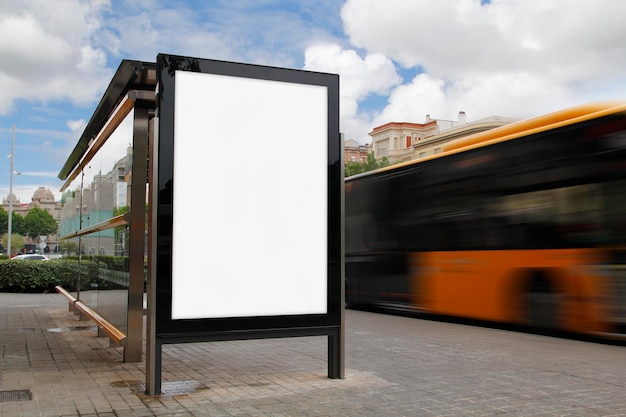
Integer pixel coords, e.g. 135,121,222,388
345,102,626,337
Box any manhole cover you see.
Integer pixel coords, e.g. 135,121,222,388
0,390,32,403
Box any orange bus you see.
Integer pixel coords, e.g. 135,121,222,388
345,102,626,337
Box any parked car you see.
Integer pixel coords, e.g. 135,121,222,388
12,254,49,261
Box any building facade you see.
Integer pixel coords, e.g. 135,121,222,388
58,146,133,256
344,139,372,164
2,187,62,253
369,112,516,164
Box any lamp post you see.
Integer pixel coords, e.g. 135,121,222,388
7,124,15,256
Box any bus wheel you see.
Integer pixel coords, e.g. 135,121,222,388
524,272,557,329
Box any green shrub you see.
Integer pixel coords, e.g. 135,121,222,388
0,259,96,293
90,255,129,271
0,256,146,293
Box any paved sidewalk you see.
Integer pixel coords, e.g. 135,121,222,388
1,292,625,416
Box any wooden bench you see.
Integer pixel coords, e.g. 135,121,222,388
55,285,77,311
55,286,127,346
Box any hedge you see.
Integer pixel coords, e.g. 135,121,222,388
0,257,134,293
0,259,72,292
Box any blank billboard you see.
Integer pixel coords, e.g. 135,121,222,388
169,70,328,319
149,55,342,393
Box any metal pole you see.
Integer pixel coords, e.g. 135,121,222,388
146,116,159,394
125,102,149,363
77,171,84,300
8,124,15,257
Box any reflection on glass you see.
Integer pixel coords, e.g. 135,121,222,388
58,110,134,333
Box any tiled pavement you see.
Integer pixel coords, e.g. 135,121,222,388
1,292,625,416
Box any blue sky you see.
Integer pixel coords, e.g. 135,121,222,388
2,0,626,202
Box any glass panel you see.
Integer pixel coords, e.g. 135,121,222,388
93,109,133,333
58,109,134,333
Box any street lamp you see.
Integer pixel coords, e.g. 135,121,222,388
7,125,21,257
7,124,15,256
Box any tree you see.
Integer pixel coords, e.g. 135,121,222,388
344,153,391,177
9,212,26,235
345,161,365,177
0,207,7,235
113,206,130,254
113,206,130,217
59,239,78,255
61,189,75,206
2,233,24,255
0,207,27,236
23,207,58,240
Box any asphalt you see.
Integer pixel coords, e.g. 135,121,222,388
1,292,625,416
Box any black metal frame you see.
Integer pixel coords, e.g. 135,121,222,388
147,54,343,394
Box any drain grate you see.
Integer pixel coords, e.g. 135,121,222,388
47,326,97,333
0,389,32,403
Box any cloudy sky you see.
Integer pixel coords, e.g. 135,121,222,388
1,0,626,202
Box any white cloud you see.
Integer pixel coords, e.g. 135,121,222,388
374,74,447,125
99,2,342,68
17,171,59,178
65,109,134,194
0,184,62,203
305,44,400,99
304,43,402,141
0,0,112,114
376,70,575,126
4,0,626,153
342,0,626,79
341,0,626,142
67,119,87,133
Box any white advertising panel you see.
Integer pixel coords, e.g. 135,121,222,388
170,70,328,319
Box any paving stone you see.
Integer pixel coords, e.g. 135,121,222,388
1,293,625,416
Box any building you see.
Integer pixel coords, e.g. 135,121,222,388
369,114,456,164
369,112,516,164
344,139,371,164
409,115,517,160
2,187,62,253
58,146,133,256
